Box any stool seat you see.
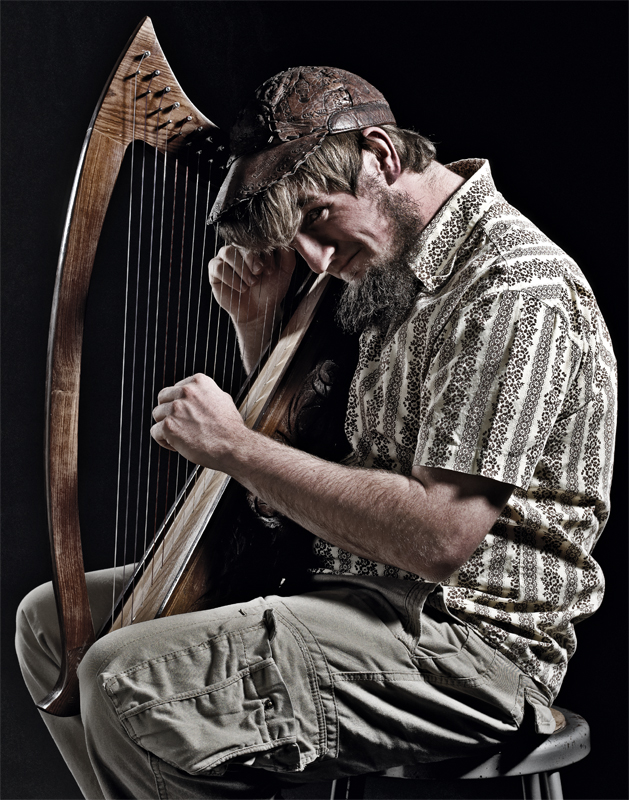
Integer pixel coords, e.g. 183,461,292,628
378,707,590,781
330,707,590,800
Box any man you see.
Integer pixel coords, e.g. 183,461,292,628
17,66,616,799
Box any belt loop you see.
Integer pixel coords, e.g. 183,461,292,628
404,581,440,638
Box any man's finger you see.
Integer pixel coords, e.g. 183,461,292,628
151,401,173,422
150,421,177,451
156,384,179,404
276,247,297,276
219,246,263,282
209,256,256,291
156,375,195,405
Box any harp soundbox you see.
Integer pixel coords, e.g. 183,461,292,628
41,17,357,717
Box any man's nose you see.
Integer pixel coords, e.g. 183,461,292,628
292,234,334,274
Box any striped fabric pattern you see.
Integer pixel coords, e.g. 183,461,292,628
311,160,617,698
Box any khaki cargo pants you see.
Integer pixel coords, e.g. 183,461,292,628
16,568,554,799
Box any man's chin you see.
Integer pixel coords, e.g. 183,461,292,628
345,269,367,286
337,253,367,284
335,257,422,335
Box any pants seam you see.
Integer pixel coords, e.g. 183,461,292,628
148,752,169,799
272,608,328,758
273,604,339,760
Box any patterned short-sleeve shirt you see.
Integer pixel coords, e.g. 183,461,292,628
311,159,617,699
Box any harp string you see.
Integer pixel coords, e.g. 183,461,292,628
180,157,216,529
182,151,202,381
145,106,171,590
127,69,163,621
162,149,217,565
194,158,215,377
169,152,190,531
204,225,222,374
115,66,157,622
156,151,187,577
111,109,311,626
112,52,147,621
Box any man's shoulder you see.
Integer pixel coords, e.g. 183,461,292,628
454,196,591,305
482,198,569,263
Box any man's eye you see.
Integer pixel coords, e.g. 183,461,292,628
305,207,327,226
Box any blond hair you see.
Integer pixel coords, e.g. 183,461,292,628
217,126,436,252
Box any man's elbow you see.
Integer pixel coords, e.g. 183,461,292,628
415,554,465,584
408,528,488,583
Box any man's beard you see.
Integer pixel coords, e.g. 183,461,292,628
335,188,424,336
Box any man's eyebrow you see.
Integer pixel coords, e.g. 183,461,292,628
297,193,325,210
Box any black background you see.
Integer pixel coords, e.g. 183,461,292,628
2,2,627,798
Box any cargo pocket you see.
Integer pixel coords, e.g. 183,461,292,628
103,609,326,775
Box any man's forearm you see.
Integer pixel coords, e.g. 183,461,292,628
222,427,485,583
233,318,272,374
151,374,511,583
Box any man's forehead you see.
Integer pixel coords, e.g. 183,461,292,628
297,191,332,211
296,191,332,210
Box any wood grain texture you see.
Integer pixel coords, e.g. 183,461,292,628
41,17,219,716
91,17,218,154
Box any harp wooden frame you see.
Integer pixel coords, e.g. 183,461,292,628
41,14,342,718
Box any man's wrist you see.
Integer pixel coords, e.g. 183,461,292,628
216,425,268,491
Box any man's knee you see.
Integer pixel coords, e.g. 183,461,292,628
15,581,60,668
77,631,121,708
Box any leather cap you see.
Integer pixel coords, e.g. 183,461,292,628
209,66,396,222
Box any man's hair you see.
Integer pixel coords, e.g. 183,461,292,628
217,125,436,252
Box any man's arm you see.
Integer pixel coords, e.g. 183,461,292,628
208,246,295,373
151,374,513,582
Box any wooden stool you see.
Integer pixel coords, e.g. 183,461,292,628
329,707,590,800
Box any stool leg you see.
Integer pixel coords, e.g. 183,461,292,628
330,778,349,799
330,776,366,799
545,771,564,800
522,773,542,799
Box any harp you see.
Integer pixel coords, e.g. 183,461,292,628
41,18,357,717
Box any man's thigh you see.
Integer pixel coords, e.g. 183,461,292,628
276,575,527,780
79,573,527,786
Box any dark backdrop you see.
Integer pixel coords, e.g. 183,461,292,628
2,2,627,799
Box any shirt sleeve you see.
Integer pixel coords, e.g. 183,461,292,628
414,288,573,490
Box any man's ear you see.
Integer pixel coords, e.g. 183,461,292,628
360,127,402,185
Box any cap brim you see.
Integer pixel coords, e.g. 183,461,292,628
208,131,327,223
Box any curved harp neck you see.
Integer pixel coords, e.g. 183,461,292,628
41,17,219,717
90,17,218,153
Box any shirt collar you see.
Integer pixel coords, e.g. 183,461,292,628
410,159,497,292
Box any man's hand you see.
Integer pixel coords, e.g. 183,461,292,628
208,246,295,372
150,373,245,471
208,245,295,326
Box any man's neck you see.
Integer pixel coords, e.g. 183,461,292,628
395,161,466,230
